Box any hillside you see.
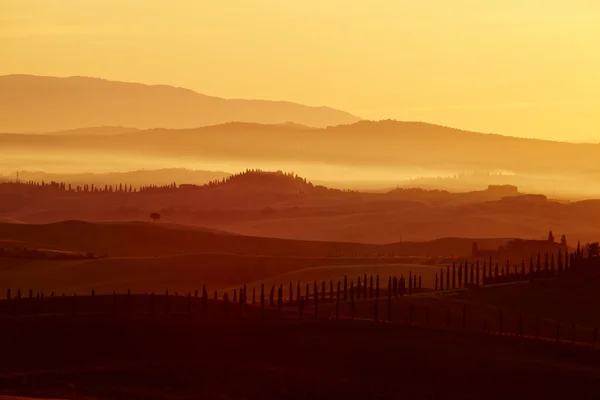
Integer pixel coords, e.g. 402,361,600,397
0,171,598,243
0,75,360,132
2,119,600,197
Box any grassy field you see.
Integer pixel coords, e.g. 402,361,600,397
1,313,599,399
0,253,440,295
453,272,600,329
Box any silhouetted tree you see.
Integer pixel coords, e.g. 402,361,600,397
297,281,301,303
482,261,487,282
529,257,534,276
435,273,438,291
452,262,456,289
269,285,275,307
149,212,161,223
336,280,341,303
561,234,567,248
260,284,265,322
558,249,564,273
548,230,555,242
344,275,348,301
376,275,380,299
329,280,334,302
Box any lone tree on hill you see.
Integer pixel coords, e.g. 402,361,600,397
149,212,161,223
548,230,555,243
560,234,567,248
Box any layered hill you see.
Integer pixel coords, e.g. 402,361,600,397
0,75,360,132
1,120,599,197
0,170,598,243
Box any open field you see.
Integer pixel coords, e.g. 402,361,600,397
1,312,600,399
0,254,440,295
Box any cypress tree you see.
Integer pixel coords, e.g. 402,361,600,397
313,281,318,317
350,283,355,320
344,275,348,301
270,285,276,307
336,280,341,303
392,276,397,297
305,284,309,303
260,284,265,322
376,275,380,299
482,261,487,283
277,285,283,315
223,292,230,316
330,280,334,302
470,262,474,285
413,275,417,292
202,284,208,315
529,257,534,275
387,279,392,321
452,262,456,289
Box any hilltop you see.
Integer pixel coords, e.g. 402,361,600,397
0,75,360,132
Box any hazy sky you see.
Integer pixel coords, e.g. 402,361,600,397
2,0,599,141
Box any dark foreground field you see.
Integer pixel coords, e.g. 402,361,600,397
2,311,600,400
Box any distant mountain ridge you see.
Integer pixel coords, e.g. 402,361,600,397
0,74,361,132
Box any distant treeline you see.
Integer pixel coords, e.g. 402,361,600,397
0,169,358,194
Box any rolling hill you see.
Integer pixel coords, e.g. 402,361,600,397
0,75,360,132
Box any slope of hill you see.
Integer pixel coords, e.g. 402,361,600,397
0,75,360,132
2,119,599,197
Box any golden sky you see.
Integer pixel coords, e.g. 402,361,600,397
1,0,599,141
